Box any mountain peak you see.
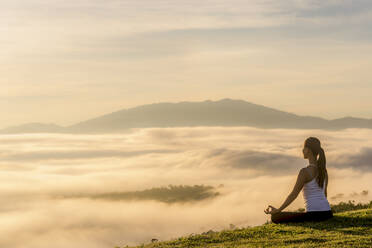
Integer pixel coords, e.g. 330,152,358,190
2,99,372,134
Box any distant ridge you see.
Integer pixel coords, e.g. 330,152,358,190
2,98,372,134
0,123,65,134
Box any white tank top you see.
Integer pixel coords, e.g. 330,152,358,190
302,164,331,212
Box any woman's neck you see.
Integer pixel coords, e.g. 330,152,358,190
308,158,317,165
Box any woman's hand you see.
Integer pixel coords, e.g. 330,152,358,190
264,205,281,215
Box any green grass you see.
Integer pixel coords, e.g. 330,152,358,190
118,206,372,248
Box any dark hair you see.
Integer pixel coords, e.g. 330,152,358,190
304,137,327,188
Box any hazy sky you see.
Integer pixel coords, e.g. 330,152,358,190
2,0,372,128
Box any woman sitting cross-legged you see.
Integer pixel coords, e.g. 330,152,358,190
264,137,333,223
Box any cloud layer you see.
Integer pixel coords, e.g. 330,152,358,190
0,126,372,247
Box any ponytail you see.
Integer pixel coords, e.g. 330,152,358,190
305,137,327,188
316,147,327,188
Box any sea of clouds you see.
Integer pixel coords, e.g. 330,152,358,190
0,126,371,247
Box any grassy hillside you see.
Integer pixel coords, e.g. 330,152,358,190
118,204,371,248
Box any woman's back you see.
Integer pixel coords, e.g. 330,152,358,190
302,165,331,212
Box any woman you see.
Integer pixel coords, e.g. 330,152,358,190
264,137,333,223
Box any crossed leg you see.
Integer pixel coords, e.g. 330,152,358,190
271,211,333,224
271,211,308,224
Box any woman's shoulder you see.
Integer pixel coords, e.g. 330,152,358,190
300,166,316,182
300,165,314,173
298,167,310,180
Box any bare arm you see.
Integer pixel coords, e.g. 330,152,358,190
278,168,307,211
324,172,328,198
